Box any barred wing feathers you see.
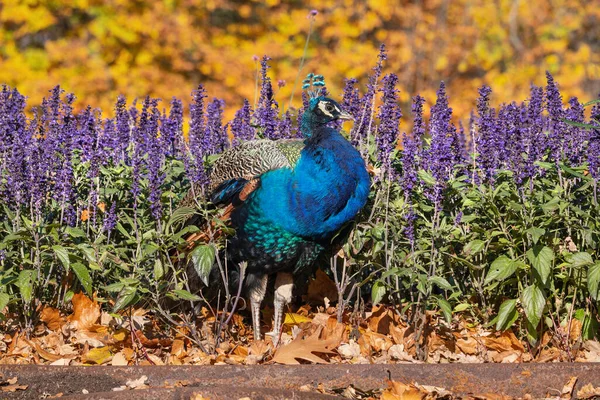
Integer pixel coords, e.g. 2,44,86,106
209,139,303,194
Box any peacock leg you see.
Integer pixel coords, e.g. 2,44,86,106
270,272,294,346
248,273,268,341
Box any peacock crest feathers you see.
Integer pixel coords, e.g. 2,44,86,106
302,73,326,99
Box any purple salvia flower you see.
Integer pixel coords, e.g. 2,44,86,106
474,85,500,182
278,110,294,139
188,85,208,185
426,82,454,208
161,97,183,157
376,73,402,175
587,99,600,180
545,72,565,162
231,99,255,145
115,95,131,161
1,87,29,207
256,56,279,139
204,98,228,154
52,91,77,225
564,96,585,166
99,118,118,162
403,206,417,250
341,78,361,139
25,109,48,213
147,109,166,221
401,133,418,199
103,202,118,233
454,211,463,226
353,44,386,146
411,95,426,161
498,103,527,185
522,85,545,183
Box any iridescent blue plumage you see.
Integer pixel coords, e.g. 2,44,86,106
208,96,370,341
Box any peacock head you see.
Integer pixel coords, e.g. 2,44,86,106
301,97,353,137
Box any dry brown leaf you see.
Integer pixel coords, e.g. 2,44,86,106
306,269,338,304
111,352,128,366
382,380,425,400
560,376,578,399
456,337,479,355
367,305,395,335
171,339,186,358
40,307,65,331
359,330,393,353
68,293,100,330
272,328,337,365
249,340,270,356
30,340,63,362
577,383,600,399
1,384,28,392
482,331,524,353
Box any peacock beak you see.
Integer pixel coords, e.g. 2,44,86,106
338,111,354,121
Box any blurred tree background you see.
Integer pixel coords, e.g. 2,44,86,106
1,0,598,121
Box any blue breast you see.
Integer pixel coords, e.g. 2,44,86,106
248,127,370,244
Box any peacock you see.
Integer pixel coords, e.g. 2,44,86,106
184,77,370,342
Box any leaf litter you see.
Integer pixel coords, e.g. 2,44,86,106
1,285,600,399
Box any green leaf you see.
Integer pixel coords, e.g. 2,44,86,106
189,244,215,286
583,98,600,107
71,262,93,296
113,286,138,312
0,292,10,313
371,281,386,304
52,245,70,270
167,207,197,229
154,258,164,280
496,299,518,331
430,276,452,290
484,255,517,284
521,284,545,328
463,239,485,256
568,252,593,267
453,303,470,312
16,270,34,303
417,170,436,186
588,263,600,300
65,226,87,238
172,289,201,301
437,298,452,323
526,246,553,285
526,227,545,245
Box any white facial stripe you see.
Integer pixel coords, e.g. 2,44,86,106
318,101,334,117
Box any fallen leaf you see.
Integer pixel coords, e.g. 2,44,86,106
111,352,128,366
83,346,112,365
272,328,337,364
1,384,28,393
337,340,360,359
577,383,600,399
306,269,338,304
561,376,577,399
171,339,186,358
382,380,424,400
50,358,71,366
283,313,312,325
456,337,479,355
68,293,100,331
40,307,65,331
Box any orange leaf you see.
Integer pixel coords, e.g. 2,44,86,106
272,327,337,365
68,292,100,331
40,306,65,331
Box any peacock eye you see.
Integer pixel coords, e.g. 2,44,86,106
326,104,334,112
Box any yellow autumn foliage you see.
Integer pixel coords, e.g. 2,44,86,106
0,0,598,121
